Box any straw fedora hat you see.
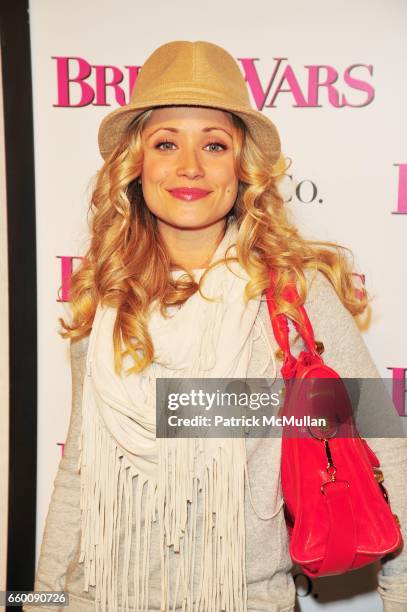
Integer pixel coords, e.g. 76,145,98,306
98,40,281,164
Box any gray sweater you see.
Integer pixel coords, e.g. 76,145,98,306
24,270,407,611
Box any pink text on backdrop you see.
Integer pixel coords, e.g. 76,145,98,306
393,164,407,214
56,256,84,302
52,56,375,109
387,368,407,417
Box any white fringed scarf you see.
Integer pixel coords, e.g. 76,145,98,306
77,215,282,611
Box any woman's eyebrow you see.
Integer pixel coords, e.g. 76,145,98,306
146,126,233,140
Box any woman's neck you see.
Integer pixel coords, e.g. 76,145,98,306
158,217,228,270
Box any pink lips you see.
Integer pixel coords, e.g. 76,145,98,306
168,187,212,201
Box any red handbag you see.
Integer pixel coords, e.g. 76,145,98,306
265,268,403,578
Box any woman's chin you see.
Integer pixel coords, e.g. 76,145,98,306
158,213,219,230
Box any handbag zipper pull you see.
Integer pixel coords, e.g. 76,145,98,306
323,439,337,482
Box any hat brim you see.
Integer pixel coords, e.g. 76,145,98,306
97,97,281,164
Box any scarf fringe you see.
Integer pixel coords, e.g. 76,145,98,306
78,369,248,612
157,438,248,612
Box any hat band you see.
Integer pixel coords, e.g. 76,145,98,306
130,84,250,109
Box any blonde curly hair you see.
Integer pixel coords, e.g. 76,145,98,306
59,107,370,375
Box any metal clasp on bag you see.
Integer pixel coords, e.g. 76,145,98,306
307,418,341,493
321,439,337,484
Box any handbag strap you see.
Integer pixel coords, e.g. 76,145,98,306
317,480,358,575
265,268,321,361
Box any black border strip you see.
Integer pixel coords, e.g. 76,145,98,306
1,0,38,605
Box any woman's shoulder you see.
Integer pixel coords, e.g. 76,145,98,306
302,267,350,318
302,267,337,304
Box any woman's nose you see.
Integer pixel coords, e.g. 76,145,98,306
176,147,204,179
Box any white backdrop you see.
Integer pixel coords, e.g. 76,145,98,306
29,0,407,609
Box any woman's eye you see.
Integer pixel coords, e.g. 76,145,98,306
155,141,176,151
155,141,227,152
205,142,227,152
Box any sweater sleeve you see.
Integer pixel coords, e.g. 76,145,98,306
23,337,89,612
303,269,407,611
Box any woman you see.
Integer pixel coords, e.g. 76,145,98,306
25,41,407,611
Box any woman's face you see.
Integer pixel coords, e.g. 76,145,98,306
140,106,238,230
